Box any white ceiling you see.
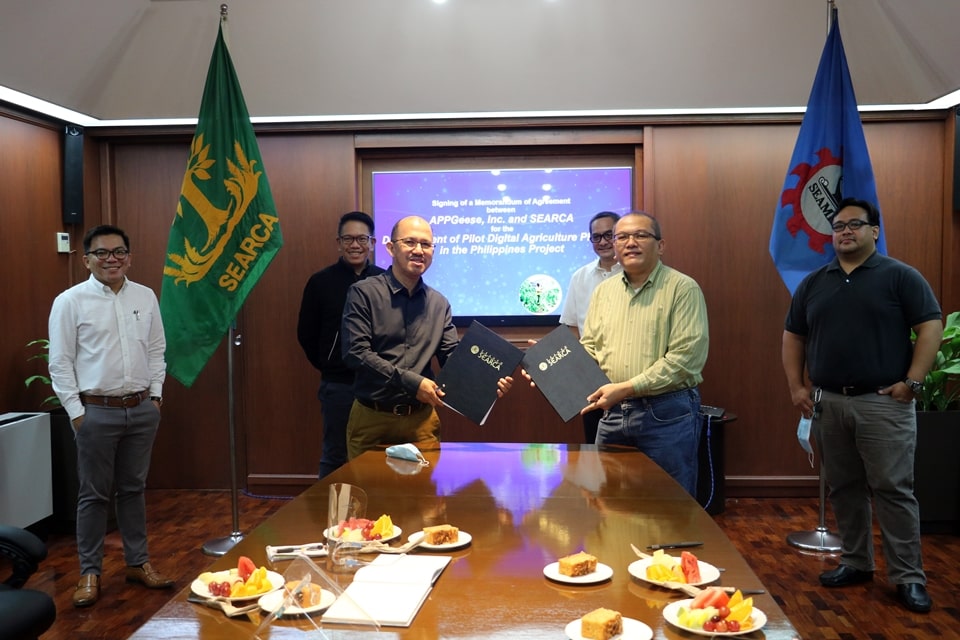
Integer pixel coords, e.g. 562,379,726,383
1,0,959,125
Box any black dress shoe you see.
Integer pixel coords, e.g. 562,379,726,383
819,564,874,587
897,583,932,613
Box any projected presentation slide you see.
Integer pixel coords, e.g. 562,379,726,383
372,166,633,324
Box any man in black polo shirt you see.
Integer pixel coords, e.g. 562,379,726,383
781,197,942,614
341,215,512,458
297,211,384,477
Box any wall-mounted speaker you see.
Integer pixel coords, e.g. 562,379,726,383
63,125,84,225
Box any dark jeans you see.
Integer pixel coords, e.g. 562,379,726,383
318,380,355,478
596,387,702,496
583,407,603,444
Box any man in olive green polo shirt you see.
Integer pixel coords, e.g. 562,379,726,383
580,211,709,495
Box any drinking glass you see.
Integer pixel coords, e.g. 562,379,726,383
327,483,368,572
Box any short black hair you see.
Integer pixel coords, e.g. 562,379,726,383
620,211,662,240
338,211,374,236
83,225,130,253
835,197,880,226
589,211,620,231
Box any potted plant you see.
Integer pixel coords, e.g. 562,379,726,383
914,311,960,533
24,339,60,408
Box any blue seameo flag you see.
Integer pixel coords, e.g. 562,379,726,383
769,9,886,295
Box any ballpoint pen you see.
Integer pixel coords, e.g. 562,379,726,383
647,541,704,551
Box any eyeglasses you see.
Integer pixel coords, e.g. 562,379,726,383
85,248,130,260
339,234,374,246
830,219,873,232
589,231,614,244
392,237,434,251
614,231,660,244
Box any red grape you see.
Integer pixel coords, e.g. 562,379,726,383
702,620,716,632
717,605,730,619
715,620,728,633
726,620,741,632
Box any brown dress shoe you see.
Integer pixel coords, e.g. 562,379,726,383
126,562,174,589
73,574,100,607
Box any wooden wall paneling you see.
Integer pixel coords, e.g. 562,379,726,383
241,133,360,492
865,120,944,294
0,114,70,412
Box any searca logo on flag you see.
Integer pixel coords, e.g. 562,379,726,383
164,134,279,293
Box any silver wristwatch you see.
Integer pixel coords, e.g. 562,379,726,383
903,378,924,395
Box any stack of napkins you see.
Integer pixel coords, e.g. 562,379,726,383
322,554,452,627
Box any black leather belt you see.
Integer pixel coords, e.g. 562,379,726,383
80,390,150,408
356,396,423,416
820,385,881,396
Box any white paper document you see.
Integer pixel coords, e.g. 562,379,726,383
321,554,452,627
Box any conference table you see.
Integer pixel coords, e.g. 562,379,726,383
128,442,800,639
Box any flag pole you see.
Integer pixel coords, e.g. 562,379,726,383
785,0,843,555
202,324,244,555
198,2,244,557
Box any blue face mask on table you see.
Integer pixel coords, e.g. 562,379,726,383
385,443,429,466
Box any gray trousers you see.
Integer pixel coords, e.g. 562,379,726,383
815,390,925,585
75,401,160,575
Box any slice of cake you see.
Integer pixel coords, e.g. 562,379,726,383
284,580,324,607
558,551,597,577
423,524,459,545
581,607,623,640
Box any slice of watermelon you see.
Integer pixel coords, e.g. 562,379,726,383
680,550,701,583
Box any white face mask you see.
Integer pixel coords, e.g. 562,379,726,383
797,415,815,468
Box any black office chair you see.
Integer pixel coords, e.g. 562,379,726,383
0,525,57,640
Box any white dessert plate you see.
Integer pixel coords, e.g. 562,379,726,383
257,585,336,615
323,525,402,545
543,561,614,585
627,557,721,587
407,530,473,551
564,616,653,640
191,569,284,602
662,599,767,636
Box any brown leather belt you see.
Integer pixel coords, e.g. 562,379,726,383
356,396,423,416
80,390,150,408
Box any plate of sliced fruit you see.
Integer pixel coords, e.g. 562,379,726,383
323,514,400,544
662,588,765,636
192,556,282,603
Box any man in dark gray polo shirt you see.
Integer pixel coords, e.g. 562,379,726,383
342,215,511,458
782,197,942,614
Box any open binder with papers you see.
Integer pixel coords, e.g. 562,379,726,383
252,555,380,639
321,554,452,627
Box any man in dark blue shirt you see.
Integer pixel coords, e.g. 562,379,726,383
297,211,384,477
342,216,511,458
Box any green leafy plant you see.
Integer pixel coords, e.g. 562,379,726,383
917,311,960,412
24,339,61,408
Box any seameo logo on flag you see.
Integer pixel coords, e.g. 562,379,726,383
780,146,843,255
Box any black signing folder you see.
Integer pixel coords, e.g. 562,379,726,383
435,320,524,425
522,325,610,422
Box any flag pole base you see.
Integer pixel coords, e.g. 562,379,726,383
786,527,842,552
202,532,244,557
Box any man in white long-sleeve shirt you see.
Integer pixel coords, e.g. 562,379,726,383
48,225,173,607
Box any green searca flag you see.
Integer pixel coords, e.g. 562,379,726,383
160,20,282,387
